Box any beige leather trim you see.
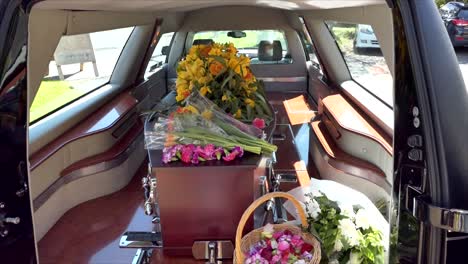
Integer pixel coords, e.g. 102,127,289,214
34,140,146,241
310,130,390,202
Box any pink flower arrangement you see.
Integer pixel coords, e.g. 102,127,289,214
252,117,266,130
245,224,314,264
162,144,244,164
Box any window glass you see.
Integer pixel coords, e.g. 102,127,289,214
30,27,133,123
459,9,468,20
298,17,323,74
192,30,292,64
326,21,393,107
145,32,175,77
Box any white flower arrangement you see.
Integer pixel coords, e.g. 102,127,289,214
303,192,384,264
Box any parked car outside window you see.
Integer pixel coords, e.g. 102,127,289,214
440,3,468,47
326,22,393,107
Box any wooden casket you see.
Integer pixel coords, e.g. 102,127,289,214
145,91,276,257
149,150,268,256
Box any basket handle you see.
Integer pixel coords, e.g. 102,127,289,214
234,192,309,263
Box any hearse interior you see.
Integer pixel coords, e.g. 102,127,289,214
2,0,467,263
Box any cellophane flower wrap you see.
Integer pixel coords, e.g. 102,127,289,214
175,42,272,123
144,91,277,156
303,192,385,264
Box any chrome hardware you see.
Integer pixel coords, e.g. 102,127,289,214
192,240,233,263
4,217,20,225
119,231,162,248
413,196,468,233
208,241,217,264
276,173,298,183
1,229,8,237
131,248,152,264
142,166,158,217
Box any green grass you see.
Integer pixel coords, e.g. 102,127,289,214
30,80,86,122
330,27,356,52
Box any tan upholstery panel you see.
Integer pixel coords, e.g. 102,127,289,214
30,131,116,199
335,128,393,184
34,140,146,241
310,133,389,202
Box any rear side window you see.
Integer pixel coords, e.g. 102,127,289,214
325,21,393,107
30,27,134,123
192,30,292,64
145,32,175,78
458,9,468,20
298,17,323,74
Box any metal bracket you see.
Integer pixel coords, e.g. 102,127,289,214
413,195,468,233
192,240,233,263
131,249,152,264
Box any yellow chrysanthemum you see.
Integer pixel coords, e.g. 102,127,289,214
244,98,255,108
234,109,242,119
184,105,199,114
208,47,223,56
200,86,212,96
222,94,228,101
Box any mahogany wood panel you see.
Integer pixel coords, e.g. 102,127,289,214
152,156,265,256
30,92,138,170
311,120,391,192
60,121,143,177
321,94,393,155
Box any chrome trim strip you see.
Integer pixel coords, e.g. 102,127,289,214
33,134,144,211
257,77,307,83
168,77,306,84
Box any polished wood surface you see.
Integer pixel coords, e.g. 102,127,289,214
283,95,316,125
321,94,393,155
311,120,391,192
153,159,265,256
60,121,143,177
30,92,138,170
38,162,153,264
38,162,217,263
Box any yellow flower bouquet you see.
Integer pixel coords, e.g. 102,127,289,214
175,42,272,122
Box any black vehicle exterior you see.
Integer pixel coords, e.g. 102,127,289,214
1,0,468,263
440,2,468,47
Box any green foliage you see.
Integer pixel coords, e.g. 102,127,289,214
330,27,356,51
435,0,447,8
304,192,385,264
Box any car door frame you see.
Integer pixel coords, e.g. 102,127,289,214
0,0,38,263
391,0,468,263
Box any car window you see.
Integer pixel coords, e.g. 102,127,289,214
298,17,323,74
326,21,393,107
458,9,468,19
30,27,134,123
192,30,292,64
145,32,174,78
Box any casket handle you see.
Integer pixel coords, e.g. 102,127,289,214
234,192,309,263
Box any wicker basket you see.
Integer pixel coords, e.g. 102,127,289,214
234,192,321,264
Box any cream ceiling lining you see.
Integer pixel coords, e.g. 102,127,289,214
34,0,386,12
